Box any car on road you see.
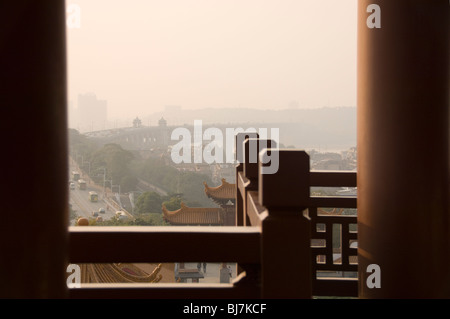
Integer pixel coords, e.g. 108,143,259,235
92,211,99,217
115,211,128,221
70,182,75,190
98,207,106,214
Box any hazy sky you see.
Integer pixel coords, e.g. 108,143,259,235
67,0,357,120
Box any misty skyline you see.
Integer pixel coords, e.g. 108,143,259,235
67,0,357,121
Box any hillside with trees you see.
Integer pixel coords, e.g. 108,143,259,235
133,157,214,207
69,128,215,212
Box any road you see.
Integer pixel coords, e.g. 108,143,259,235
69,184,117,222
68,158,120,223
69,159,135,224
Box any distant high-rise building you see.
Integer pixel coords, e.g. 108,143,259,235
158,117,169,146
77,93,107,132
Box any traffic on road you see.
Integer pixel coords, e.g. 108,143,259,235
69,169,117,223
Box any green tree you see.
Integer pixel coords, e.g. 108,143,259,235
162,196,182,211
121,175,138,193
177,172,214,207
69,128,99,166
137,157,215,207
133,214,169,226
96,214,169,226
90,143,137,191
135,191,163,214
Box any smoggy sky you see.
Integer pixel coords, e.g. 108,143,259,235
67,0,357,120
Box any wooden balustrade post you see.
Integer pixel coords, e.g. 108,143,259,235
244,138,278,181
243,138,277,226
235,132,258,226
235,162,245,227
259,149,312,298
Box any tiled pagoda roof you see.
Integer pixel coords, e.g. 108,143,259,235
162,202,223,225
80,263,163,283
203,178,236,205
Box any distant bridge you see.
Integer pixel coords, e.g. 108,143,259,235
83,120,274,152
85,125,171,151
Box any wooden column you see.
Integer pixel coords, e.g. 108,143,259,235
235,132,258,226
0,1,68,298
357,0,449,298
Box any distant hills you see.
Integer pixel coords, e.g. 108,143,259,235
146,106,356,151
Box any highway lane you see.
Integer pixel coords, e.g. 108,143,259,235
68,161,134,224
69,183,117,222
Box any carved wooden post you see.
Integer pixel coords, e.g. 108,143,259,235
259,149,312,298
235,132,258,226
234,132,259,280
235,163,245,227
244,138,277,226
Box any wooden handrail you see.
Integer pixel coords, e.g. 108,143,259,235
69,226,261,264
69,273,259,299
245,191,267,227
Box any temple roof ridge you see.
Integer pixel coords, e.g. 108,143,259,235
203,178,236,203
162,202,223,225
81,263,163,283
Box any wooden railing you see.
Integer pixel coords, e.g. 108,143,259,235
68,226,261,298
68,134,357,298
236,135,358,298
309,171,357,297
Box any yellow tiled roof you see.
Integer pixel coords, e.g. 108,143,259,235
80,263,163,283
204,178,236,201
162,202,223,225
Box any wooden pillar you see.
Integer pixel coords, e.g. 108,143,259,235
244,138,277,226
259,150,312,298
357,0,449,298
0,1,68,298
235,132,258,226
235,163,245,226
